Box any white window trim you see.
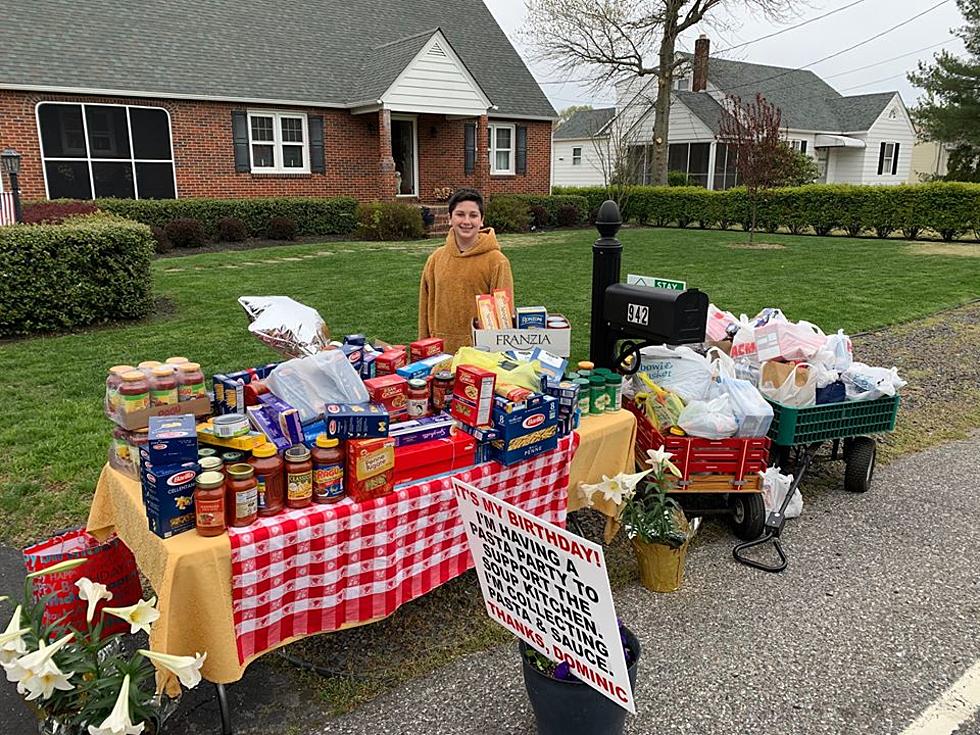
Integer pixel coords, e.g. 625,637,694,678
881,141,897,176
790,139,808,155
571,146,582,166
390,114,419,198
247,110,310,174
489,123,515,175
34,101,178,200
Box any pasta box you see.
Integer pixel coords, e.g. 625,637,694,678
364,375,409,420
388,412,454,447
347,437,396,502
490,395,559,466
410,337,445,362
393,431,476,485
322,402,390,439
141,462,198,538
146,415,198,466
375,349,407,376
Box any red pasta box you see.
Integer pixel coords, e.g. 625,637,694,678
364,374,409,420
451,394,492,428
393,431,477,485
346,437,396,502
375,349,408,377
454,365,495,408
410,337,445,362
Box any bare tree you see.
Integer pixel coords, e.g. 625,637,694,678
588,115,644,215
716,93,795,243
522,0,792,185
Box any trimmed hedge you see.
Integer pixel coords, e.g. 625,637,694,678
552,183,980,239
0,215,155,337
355,201,425,241
94,196,358,238
485,194,588,232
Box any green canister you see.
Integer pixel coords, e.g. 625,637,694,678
605,374,623,412
565,370,580,381
578,369,592,380
589,375,608,414
574,378,591,413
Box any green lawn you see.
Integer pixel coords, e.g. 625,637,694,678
1,227,977,545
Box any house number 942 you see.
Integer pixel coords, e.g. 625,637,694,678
627,303,649,326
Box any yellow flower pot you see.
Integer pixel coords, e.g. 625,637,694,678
632,537,688,593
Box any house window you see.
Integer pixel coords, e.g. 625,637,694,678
674,77,691,91
36,102,176,199
881,142,897,175
572,147,582,166
247,111,309,173
666,142,710,186
489,123,515,174
790,139,808,155
713,143,740,190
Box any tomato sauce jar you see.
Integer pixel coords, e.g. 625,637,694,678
284,445,313,509
226,463,258,527
249,443,285,517
195,471,227,537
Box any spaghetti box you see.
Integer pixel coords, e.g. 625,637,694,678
530,348,568,382
453,421,500,443
212,363,278,415
410,338,445,362
490,395,559,466
393,432,476,485
376,349,408,376
420,353,454,375
322,402,390,439
361,352,378,380
516,307,548,329
388,412,454,447
364,374,409,420
147,415,198,466
396,361,432,381
341,344,363,371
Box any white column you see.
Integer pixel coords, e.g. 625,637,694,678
707,142,718,190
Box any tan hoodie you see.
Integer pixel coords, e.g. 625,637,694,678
418,227,514,354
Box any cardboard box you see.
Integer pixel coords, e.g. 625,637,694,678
213,363,279,416
453,421,500,443
389,413,454,447
361,352,378,379
112,395,212,432
530,348,568,381
347,437,395,502
364,375,409,420
375,349,407,376
471,316,572,358
341,344,363,372
256,394,304,444
146,415,198,466
141,462,198,539
410,338,445,362
196,422,269,451
516,306,548,329
322,403,390,439
246,406,294,452
455,365,496,404
393,432,476,485
490,395,559,466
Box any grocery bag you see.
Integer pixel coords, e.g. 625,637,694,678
705,304,739,342
677,395,738,439
759,361,817,408
841,363,906,401
760,467,802,518
23,528,142,636
754,320,827,362
267,349,370,422
825,329,854,372
715,376,774,438
638,345,713,403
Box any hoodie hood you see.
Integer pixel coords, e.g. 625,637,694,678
445,228,501,258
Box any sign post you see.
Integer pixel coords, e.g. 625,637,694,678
452,478,635,713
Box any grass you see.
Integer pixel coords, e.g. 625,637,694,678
0,227,978,546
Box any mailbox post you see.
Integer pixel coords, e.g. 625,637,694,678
589,200,624,369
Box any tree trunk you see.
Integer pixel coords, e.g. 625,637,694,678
750,194,757,244
651,38,677,186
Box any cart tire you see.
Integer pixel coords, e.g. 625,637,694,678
729,494,766,540
844,437,876,493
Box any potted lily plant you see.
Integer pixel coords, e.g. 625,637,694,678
2,558,206,734
581,446,697,593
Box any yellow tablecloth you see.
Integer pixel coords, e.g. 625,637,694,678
85,410,636,687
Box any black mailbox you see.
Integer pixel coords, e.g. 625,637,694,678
589,200,709,370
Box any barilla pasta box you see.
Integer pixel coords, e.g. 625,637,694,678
410,337,445,362
364,375,409,420
212,363,278,415
530,348,568,382
341,344,363,372
490,395,559,466
322,403,389,439
361,352,378,380
375,349,408,377
347,437,395,502
141,461,198,538
147,415,198,467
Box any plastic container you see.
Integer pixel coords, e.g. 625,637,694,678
178,362,207,402
249,443,285,517
284,445,313,509
589,375,607,415
106,365,135,414
198,447,218,459
195,471,227,537
573,378,590,414
605,374,623,412
226,463,258,527
118,371,150,415
198,456,224,476
150,367,179,407
312,435,345,504
137,360,162,376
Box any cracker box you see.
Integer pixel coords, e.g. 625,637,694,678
490,395,559,466
322,403,390,439
147,415,198,467
516,307,548,329
347,437,395,502
364,375,409,420
375,349,408,376
410,338,445,362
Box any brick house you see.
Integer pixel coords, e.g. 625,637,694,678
0,1,556,203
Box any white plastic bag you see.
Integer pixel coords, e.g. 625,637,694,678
759,361,817,408
638,345,714,402
825,329,854,372
239,296,331,358
678,395,738,439
729,315,759,365
715,377,774,438
266,349,370,423
706,346,736,380
754,320,827,362
760,467,802,519
705,304,739,342
841,363,906,401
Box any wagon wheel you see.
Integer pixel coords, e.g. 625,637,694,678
843,437,876,493
729,493,766,540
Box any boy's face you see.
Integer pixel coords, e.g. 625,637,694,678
450,201,483,247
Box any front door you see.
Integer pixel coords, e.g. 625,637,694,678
390,116,418,197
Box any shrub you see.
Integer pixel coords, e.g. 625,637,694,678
485,197,531,233
487,194,588,230
0,215,154,337
667,170,689,187
216,216,248,242
267,216,297,241
163,218,207,248
150,225,173,254
354,202,425,241
529,205,549,229
21,199,98,224
556,204,582,228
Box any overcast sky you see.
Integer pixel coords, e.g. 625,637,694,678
483,0,967,112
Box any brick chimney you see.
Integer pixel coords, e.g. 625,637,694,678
693,35,710,92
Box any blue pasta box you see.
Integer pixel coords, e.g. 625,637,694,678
322,402,390,439
361,352,378,379
341,344,364,372
489,395,559,465
344,334,367,346
396,361,433,381
531,348,568,382
147,415,198,466
141,462,198,538
212,363,278,415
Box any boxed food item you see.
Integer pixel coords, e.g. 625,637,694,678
375,349,408,377
361,352,378,380
112,395,212,432
516,306,548,329
490,395,559,466
257,393,304,445
388,413,454,447
452,365,496,427
396,354,452,381
476,294,500,329
364,375,410,420
451,395,491,428
471,315,572,358
393,432,477,485
196,421,268,451
341,343,363,372
246,405,294,452
142,462,198,539
530,348,568,382
344,333,367,346
146,415,198,467
493,289,515,329
347,437,395,502
213,363,279,416
322,403,390,439
410,338,445,362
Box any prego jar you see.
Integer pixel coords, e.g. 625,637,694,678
249,443,285,516
226,463,258,527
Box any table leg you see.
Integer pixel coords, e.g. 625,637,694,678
215,682,233,735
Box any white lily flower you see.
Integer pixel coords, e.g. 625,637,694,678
87,674,144,735
24,658,74,701
646,446,682,477
0,605,29,664
103,597,159,635
578,478,606,505
3,633,74,694
76,577,113,624
0,596,7,603
25,558,89,579
138,649,207,689
602,470,652,505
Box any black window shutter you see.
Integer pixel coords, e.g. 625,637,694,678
891,142,900,175
800,140,807,155
516,125,528,175
464,122,476,174
877,142,886,175
309,115,325,173
232,110,250,172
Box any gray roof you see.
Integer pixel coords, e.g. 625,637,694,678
356,30,438,103
673,91,725,134
829,92,897,132
1,0,556,119
554,107,616,139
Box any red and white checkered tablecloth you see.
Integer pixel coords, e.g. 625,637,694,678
227,434,578,664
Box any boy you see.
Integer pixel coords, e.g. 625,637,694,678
418,189,513,353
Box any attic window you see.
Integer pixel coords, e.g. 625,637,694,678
674,76,691,91
428,43,448,58
888,109,898,119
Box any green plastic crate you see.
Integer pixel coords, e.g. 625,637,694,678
766,394,900,446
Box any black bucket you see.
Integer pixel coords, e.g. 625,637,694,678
520,626,640,735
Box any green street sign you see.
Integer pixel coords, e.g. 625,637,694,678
626,274,687,291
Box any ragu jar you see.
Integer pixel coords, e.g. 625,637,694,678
431,370,454,413
195,471,227,537
312,435,345,504
118,371,150,414
150,367,179,407
177,362,207,402
284,445,313,509
226,463,258,527
249,443,285,516
106,365,135,414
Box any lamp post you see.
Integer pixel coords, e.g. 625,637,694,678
1,148,23,223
